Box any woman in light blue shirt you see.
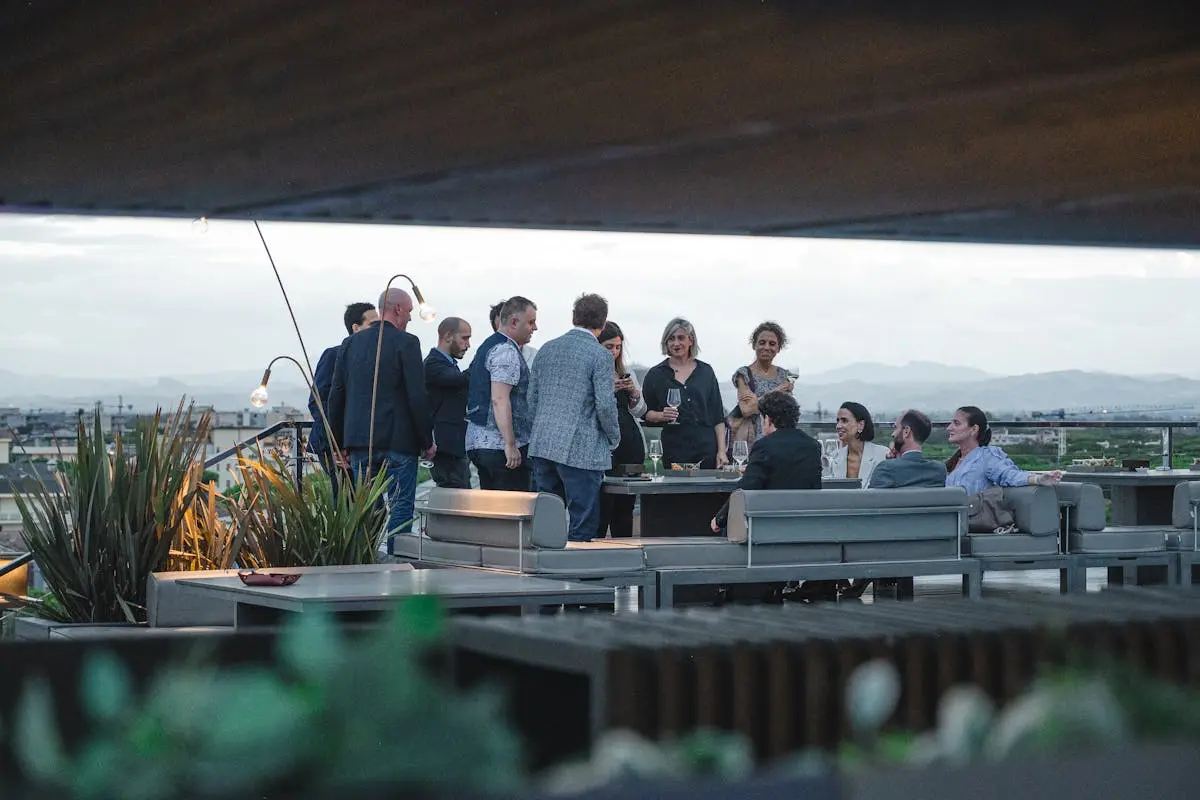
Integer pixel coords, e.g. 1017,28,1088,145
945,406,1061,493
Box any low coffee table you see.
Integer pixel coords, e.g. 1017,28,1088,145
176,567,615,628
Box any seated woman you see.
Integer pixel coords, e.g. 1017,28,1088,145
596,321,647,538
642,317,728,469
728,321,794,447
946,406,1062,492
711,392,821,532
831,402,890,486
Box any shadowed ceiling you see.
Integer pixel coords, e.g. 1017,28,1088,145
1,1,1198,247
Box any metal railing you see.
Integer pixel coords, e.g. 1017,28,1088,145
204,419,314,491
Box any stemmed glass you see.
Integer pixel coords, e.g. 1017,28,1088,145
665,388,681,425
732,440,749,472
648,439,663,478
821,438,839,478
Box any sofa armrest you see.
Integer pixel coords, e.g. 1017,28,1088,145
1172,481,1200,529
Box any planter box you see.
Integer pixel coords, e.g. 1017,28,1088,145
12,616,143,641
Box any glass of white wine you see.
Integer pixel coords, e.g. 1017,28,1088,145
732,440,749,472
648,439,663,478
666,387,681,425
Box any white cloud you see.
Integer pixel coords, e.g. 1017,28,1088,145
0,213,1197,384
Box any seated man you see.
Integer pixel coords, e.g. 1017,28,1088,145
854,408,947,599
710,392,821,533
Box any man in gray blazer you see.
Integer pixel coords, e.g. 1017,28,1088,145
860,408,946,599
867,409,947,489
528,293,621,541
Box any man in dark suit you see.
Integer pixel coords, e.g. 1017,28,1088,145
309,301,377,498
858,408,947,599
711,392,821,532
328,288,432,535
867,409,947,488
423,316,473,489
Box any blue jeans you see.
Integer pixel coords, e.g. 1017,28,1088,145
349,449,418,535
531,457,605,542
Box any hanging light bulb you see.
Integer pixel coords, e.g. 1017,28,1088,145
191,216,209,234
249,367,272,408
410,283,437,322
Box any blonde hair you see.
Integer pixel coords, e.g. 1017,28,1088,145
660,317,699,357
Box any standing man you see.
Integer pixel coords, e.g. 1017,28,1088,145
860,408,947,599
308,301,377,497
527,293,620,542
424,316,473,489
489,299,537,366
328,288,431,535
466,296,537,490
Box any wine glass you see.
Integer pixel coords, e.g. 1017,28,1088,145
732,440,749,471
821,438,838,478
648,439,663,478
419,431,436,471
665,387,681,425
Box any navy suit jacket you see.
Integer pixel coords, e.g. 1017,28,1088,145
307,340,347,454
867,449,948,488
328,322,431,457
423,348,470,458
715,427,822,527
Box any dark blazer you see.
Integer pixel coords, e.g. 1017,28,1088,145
307,340,347,454
423,347,470,458
328,322,431,457
715,427,822,526
867,449,948,489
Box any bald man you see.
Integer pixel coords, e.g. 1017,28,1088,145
329,286,431,536
424,316,473,488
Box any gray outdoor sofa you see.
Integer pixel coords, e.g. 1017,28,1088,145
388,489,654,606
627,486,982,608
961,484,1079,590
1169,480,1200,585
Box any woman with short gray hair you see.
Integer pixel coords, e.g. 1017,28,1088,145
642,317,728,470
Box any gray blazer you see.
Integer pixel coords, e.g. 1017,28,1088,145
867,449,948,489
527,328,621,471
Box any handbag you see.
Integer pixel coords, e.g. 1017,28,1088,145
966,486,1017,533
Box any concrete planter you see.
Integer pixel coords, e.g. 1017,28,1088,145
12,615,144,641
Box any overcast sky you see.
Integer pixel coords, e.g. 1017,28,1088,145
2,213,1198,383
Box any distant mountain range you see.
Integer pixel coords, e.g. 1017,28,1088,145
2,362,1199,419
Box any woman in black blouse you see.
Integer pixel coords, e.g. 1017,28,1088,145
641,317,728,469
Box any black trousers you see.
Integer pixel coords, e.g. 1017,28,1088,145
468,447,531,492
430,452,471,489
598,493,635,538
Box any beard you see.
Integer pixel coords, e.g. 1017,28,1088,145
892,434,905,451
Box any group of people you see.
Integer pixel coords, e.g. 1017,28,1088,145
309,288,1061,546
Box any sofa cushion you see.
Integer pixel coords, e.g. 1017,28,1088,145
843,539,959,562
964,533,1060,558
624,537,840,568
1053,482,1107,531
1172,481,1200,529
1068,527,1167,554
725,487,968,545
388,534,483,565
1000,486,1059,536
480,541,644,574
422,488,568,549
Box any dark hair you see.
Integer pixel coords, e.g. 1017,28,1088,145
839,401,875,441
598,321,627,376
437,316,466,338
945,405,991,472
749,321,788,351
898,409,933,445
498,296,536,328
343,302,375,335
759,392,799,430
572,293,609,330
488,301,505,331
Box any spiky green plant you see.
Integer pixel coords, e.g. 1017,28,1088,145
232,453,392,567
12,402,213,623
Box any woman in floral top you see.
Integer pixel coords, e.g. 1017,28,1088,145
729,321,795,446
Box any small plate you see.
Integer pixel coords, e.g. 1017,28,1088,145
238,571,301,587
